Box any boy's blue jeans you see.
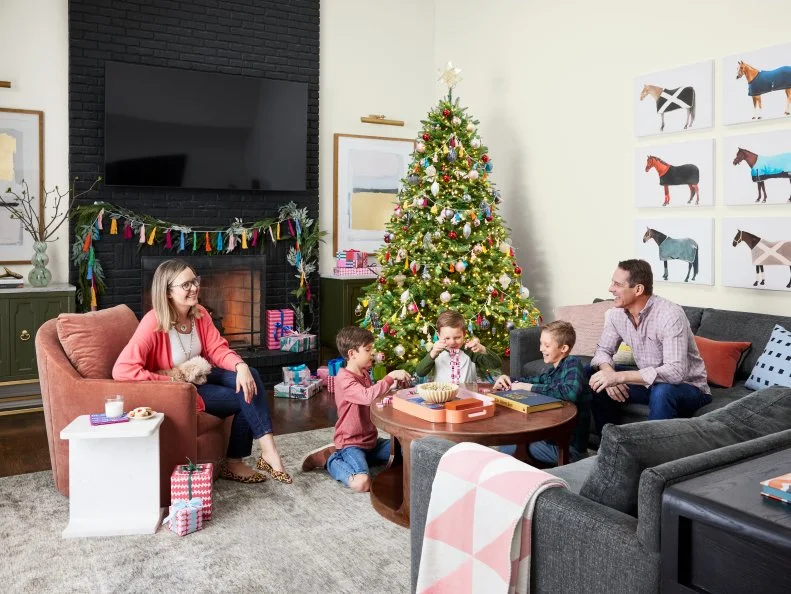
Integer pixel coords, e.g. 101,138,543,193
326,438,390,487
197,367,273,459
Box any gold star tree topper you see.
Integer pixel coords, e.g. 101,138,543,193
438,61,463,90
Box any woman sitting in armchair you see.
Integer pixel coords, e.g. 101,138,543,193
113,259,291,484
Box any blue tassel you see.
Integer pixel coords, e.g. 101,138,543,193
217,231,223,251
179,231,185,252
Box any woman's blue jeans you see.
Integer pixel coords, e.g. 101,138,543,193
326,438,390,487
197,367,273,458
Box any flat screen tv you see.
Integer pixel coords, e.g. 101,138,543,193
104,61,308,191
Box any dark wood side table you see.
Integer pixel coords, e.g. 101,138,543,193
661,447,791,593
369,385,577,527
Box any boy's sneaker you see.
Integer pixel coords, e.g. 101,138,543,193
301,444,336,471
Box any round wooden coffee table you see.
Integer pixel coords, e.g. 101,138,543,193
369,385,577,527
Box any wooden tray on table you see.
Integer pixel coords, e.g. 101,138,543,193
391,386,495,423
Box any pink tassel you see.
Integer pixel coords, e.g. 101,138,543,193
123,222,133,239
165,229,173,249
287,219,295,236
306,283,312,301
252,228,259,247
97,209,104,230
139,225,146,243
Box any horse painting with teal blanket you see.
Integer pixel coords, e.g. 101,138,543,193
645,155,700,206
643,227,699,282
733,147,791,203
736,60,791,120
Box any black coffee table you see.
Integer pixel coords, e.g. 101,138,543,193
661,447,791,593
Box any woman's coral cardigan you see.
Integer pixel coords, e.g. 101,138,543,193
113,305,243,411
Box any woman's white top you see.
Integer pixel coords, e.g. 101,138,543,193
168,325,202,366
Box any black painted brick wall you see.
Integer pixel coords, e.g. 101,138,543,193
68,0,320,326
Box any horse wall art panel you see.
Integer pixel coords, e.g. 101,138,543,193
635,139,714,208
634,60,713,137
635,218,713,285
724,42,791,125
723,130,791,205
722,217,791,292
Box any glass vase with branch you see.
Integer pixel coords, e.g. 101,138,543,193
1,177,102,287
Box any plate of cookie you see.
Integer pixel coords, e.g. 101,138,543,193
127,406,157,420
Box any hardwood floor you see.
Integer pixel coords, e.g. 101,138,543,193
0,391,337,478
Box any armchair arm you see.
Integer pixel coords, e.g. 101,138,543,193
637,428,791,553
509,326,542,378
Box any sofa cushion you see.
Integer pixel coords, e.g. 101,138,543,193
56,305,139,379
745,324,791,390
547,455,597,494
697,309,791,380
579,386,791,515
694,336,752,388
554,301,614,357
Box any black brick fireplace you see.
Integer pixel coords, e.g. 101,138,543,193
68,0,321,384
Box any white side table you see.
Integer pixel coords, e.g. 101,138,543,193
60,413,164,538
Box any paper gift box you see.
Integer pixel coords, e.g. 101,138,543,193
266,309,294,350
274,378,323,400
327,357,345,376
327,376,336,393
331,266,377,277
163,497,204,536
335,249,368,268
170,461,213,520
316,366,329,381
282,363,311,385
279,332,317,352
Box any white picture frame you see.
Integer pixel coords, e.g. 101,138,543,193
635,218,714,285
723,42,791,126
333,134,415,255
635,139,714,208
722,217,791,291
634,60,714,137
723,129,791,206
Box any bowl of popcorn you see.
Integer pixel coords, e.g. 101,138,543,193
127,406,155,420
417,382,459,404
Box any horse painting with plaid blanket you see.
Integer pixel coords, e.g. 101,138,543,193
732,229,791,289
736,60,791,120
640,84,696,132
733,147,791,203
643,227,699,282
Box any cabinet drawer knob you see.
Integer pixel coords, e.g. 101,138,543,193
20,329,31,341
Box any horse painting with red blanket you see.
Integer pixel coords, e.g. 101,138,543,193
645,155,700,206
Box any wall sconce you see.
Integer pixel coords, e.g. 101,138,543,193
0,81,11,89
360,114,404,127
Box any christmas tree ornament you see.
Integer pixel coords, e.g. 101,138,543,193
499,273,512,289
506,320,515,330
440,291,452,303
425,165,437,177
378,276,387,285
520,285,530,298
375,352,386,363
452,116,461,126
481,154,489,163
408,174,419,185
466,122,474,132
420,299,426,307
471,138,481,149
473,244,483,254
468,169,479,180
394,273,406,287
463,222,472,238
485,162,493,173
447,149,457,162
442,108,451,117
355,304,362,316
433,230,441,239
473,219,481,227
416,142,426,153
462,193,471,202
448,230,457,239
421,266,431,280
410,261,419,274
422,133,430,141
400,289,411,303
431,181,440,196
449,136,457,148
514,266,522,275
442,276,451,285
389,328,397,337
408,302,418,313
442,174,450,183
430,205,439,215
504,347,511,357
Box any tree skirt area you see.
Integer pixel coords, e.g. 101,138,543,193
0,427,410,593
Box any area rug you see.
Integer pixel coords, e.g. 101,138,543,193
0,427,410,594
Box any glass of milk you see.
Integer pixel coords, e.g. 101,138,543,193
105,395,124,418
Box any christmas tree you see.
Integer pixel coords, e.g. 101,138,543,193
358,63,541,371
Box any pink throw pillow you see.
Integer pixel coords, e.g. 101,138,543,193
554,301,615,357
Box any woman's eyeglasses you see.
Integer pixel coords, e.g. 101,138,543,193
170,276,201,291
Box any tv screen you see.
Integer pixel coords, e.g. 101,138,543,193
104,62,308,191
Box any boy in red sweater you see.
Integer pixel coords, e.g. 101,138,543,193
303,326,410,492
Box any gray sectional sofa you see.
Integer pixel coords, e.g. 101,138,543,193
410,387,791,593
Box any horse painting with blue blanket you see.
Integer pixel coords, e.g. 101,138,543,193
736,60,791,120
645,155,700,206
640,84,696,132
643,227,699,282
733,147,791,203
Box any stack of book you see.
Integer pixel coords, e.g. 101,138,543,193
0,277,24,289
489,389,564,414
760,472,791,504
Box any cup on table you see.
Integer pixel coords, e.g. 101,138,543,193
105,395,124,418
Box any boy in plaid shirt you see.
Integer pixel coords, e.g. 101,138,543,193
492,320,590,464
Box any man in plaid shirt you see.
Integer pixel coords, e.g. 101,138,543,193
589,259,710,432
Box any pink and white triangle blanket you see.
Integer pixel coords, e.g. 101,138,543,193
416,442,568,594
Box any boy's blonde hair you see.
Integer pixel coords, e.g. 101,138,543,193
542,320,576,351
336,325,374,359
151,259,202,332
436,310,466,332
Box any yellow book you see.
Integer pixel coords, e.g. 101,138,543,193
490,390,564,414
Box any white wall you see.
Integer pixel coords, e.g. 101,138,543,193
0,0,69,282
318,0,436,274
434,0,791,317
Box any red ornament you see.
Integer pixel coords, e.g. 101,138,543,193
481,154,489,163
487,236,494,245
504,347,511,357
448,231,457,240
514,266,522,275
378,277,387,285
389,329,397,337
442,175,450,183
422,133,430,141
486,214,493,222
382,323,390,334
402,225,408,232
491,289,498,297
442,108,451,117
384,233,391,244
385,251,391,262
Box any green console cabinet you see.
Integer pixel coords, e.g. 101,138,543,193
0,284,75,411
319,276,376,350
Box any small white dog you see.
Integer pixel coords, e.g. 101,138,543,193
159,356,212,385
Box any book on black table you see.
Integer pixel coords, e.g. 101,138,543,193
490,389,564,414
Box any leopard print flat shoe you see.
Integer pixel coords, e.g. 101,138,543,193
220,463,266,484
256,457,293,484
